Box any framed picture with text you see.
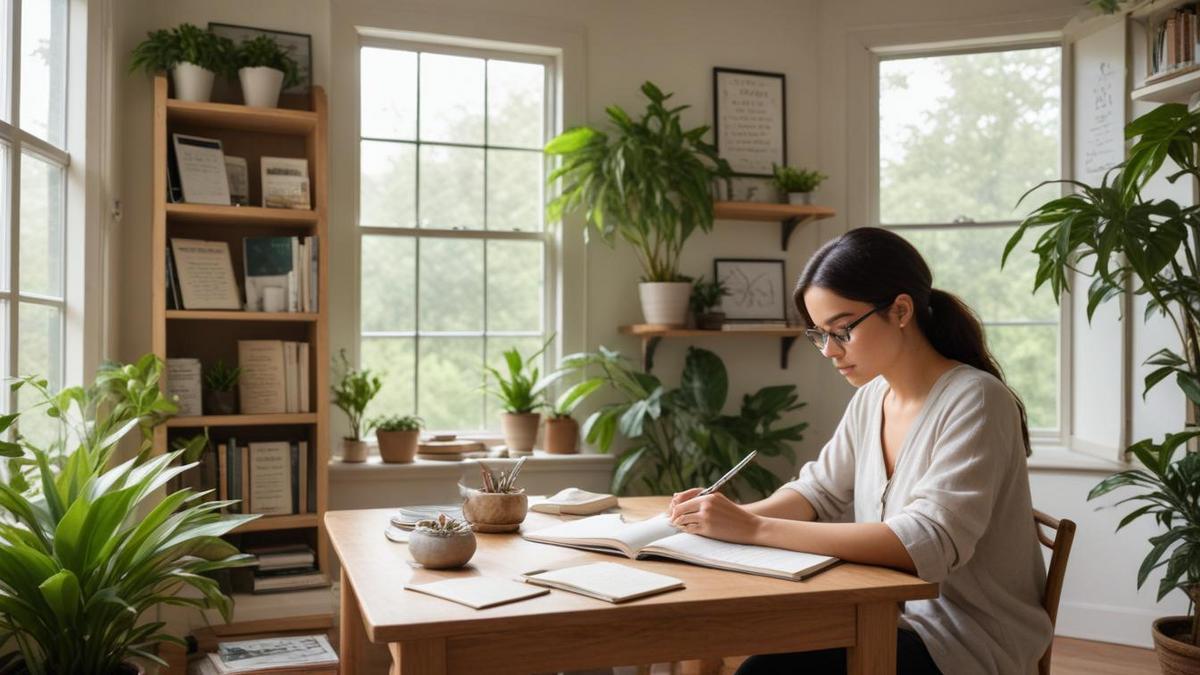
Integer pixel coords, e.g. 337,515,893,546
713,67,786,178
714,258,787,322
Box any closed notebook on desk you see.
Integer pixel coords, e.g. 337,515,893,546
521,562,684,603
523,513,838,581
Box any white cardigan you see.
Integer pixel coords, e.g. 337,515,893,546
784,364,1052,675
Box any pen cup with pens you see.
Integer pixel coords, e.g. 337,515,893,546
461,458,529,533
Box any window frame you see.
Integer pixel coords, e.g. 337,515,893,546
354,35,558,434
867,37,1072,446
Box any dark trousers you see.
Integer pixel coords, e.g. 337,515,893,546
733,629,942,675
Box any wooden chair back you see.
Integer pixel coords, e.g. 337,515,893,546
1034,508,1076,675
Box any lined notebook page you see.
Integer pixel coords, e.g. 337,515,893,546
523,562,685,603
404,577,549,609
644,532,838,580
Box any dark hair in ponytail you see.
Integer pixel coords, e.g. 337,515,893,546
793,227,1031,455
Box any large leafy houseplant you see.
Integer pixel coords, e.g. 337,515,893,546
554,346,806,497
0,355,256,673
1004,102,1200,648
544,81,731,283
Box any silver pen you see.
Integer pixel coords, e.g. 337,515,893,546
698,450,758,496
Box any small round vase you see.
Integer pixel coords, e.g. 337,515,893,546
462,488,528,533
408,528,476,569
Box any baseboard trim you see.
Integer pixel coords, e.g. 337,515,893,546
1055,599,1164,648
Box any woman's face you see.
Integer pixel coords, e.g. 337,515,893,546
802,286,904,386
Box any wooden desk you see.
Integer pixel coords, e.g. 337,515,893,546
326,497,937,675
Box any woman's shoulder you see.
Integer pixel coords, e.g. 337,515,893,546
939,364,1021,420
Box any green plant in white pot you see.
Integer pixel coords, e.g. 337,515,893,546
235,34,301,108
0,355,256,674
772,163,828,205
485,339,553,455
544,81,731,326
129,23,234,103
331,349,382,463
1004,101,1200,667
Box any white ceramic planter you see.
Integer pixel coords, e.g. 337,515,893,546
638,281,692,326
239,66,285,108
172,62,215,102
787,191,814,205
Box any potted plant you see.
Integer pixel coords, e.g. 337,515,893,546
203,359,241,415
554,346,807,496
408,513,476,569
544,82,732,326
372,414,422,464
689,275,730,330
234,34,301,108
771,163,828,205
1005,102,1200,669
331,349,382,463
0,355,256,674
485,339,552,455
129,23,234,103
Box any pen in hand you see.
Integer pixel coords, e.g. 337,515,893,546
698,450,758,496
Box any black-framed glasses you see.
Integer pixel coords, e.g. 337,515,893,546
805,303,890,350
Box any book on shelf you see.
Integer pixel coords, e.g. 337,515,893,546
238,340,310,414
165,358,203,417
252,566,328,593
165,245,183,310
173,133,231,205
261,156,311,210
243,236,320,313
224,156,249,206
169,238,241,310
248,441,292,516
215,439,312,517
1147,4,1200,83
524,513,839,581
246,544,315,571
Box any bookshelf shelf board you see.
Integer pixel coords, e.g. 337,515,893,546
166,203,318,226
618,324,808,371
712,201,835,250
233,513,320,533
166,97,318,135
166,413,318,428
165,310,319,322
1132,67,1200,103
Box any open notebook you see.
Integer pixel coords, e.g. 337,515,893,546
523,513,839,581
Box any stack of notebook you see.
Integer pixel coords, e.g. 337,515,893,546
416,439,488,461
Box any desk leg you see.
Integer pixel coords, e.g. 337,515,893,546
340,568,368,675
847,601,898,675
389,639,447,675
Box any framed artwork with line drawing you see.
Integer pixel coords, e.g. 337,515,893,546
714,258,787,322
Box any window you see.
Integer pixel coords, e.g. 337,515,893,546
0,0,69,446
876,44,1063,433
357,41,552,431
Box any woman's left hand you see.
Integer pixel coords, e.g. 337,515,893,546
669,492,763,544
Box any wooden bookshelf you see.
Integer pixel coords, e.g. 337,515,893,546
619,324,808,371
150,75,331,628
713,201,836,251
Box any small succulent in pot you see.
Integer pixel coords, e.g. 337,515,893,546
689,275,729,330
409,513,477,569
203,359,241,415
771,163,827,205
373,414,423,464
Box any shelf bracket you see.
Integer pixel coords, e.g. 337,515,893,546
642,336,663,372
781,216,810,251
780,336,799,369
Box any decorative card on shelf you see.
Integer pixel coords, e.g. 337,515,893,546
169,239,241,310
243,236,294,312
248,441,293,516
713,68,786,177
261,156,310,210
172,133,232,205
165,358,202,417
237,340,287,414
714,258,787,322
224,156,249,206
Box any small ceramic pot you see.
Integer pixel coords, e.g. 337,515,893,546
408,528,476,569
205,389,237,416
239,65,285,108
172,62,215,102
544,416,579,454
638,281,692,326
501,412,540,454
341,438,369,463
462,488,528,533
698,311,726,331
378,429,419,463
787,191,813,205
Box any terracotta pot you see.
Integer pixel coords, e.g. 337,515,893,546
1154,616,1200,674
638,281,691,326
501,412,540,453
205,389,237,415
408,528,476,569
341,438,369,463
544,416,579,454
378,429,419,463
462,488,528,533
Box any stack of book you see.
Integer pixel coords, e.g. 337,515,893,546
245,544,327,594
238,340,310,414
243,236,320,313
1148,4,1200,84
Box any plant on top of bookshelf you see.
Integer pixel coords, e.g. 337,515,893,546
0,355,256,674
689,275,730,330
484,337,553,455
129,23,234,103
771,163,828,205
331,349,382,463
203,359,241,416
234,34,301,108
372,414,423,464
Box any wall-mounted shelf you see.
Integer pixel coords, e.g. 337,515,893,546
619,324,807,371
1131,66,1200,103
712,201,835,251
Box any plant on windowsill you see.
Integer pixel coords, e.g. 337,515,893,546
129,23,234,103
372,414,423,464
234,34,302,108
1004,102,1200,664
771,163,828,205
534,368,605,455
331,349,382,463
484,338,553,455
203,359,241,416
689,275,730,330
552,345,806,497
0,355,256,674
544,81,732,327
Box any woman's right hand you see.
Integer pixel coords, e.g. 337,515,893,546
669,488,704,519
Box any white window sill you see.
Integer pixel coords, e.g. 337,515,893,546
328,452,615,482
1027,444,1126,473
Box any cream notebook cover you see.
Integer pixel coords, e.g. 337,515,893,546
404,577,549,609
530,488,618,515
521,562,684,603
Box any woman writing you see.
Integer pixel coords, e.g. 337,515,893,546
668,227,1052,674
